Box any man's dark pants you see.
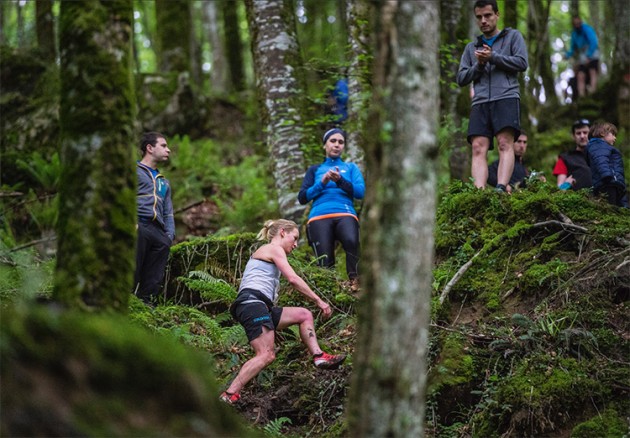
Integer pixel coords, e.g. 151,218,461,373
134,221,171,303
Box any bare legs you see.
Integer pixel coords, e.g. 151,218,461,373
471,129,515,189
226,307,322,395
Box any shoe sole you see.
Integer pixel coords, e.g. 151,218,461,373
314,355,346,370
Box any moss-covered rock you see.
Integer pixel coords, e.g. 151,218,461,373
0,304,254,437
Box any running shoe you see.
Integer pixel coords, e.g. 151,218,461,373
219,391,241,405
313,352,346,370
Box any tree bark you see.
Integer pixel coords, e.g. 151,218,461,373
223,0,245,92
344,0,371,171
155,0,191,73
609,0,630,131
526,0,556,106
35,0,55,62
440,0,469,182
245,0,306,221
348,1,438,436
202,0,227,94
55,0,136,310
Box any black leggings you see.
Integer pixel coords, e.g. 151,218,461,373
307,216,360,279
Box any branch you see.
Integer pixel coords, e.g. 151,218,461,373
0,191,24,198
531,220,587,233
7,236,57,253
174,199,206,214
439,249,483,305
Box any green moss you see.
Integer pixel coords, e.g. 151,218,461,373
429,332,474,391
571,408,629,438
0,304,252,436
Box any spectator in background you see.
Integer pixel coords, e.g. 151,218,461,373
329,77,348,125
566,16,600,97
488,132,545,190
135,132,175,305
456,0,528,192
298,128,365,285
586,122,627,207
553,119,593,191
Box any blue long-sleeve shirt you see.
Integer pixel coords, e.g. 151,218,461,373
566,22,599,60
297,157,365,220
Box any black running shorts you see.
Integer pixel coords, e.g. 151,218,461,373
467,98,521,149
233,301,283,342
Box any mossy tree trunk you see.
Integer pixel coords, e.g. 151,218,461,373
348,1,438,436
245,0,306,221
155,0,191,74
345,0,371,171
526,0,556,107
222,0,246,92
54,0,136,311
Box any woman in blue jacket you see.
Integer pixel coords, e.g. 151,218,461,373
586,122,627,207
298,128,365,282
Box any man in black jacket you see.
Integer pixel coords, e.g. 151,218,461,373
552,119,592,190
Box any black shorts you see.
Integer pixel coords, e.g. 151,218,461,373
233,301,283,342
577,59,599,74
467,98,520,149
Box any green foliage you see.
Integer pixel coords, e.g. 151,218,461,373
263,417,293,437
166,136,278,234
571,408,629,438
179,271,237,305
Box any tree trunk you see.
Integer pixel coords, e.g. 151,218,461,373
155,0,191,73
55,0,136,311
527,0,555,106
503,0,517,29
610,0,630,131
223,0,245,92
202,0,227,94
35,0,55,61
440,0,470,182
348,0,438,435
344,0,371,171
245,0,307,221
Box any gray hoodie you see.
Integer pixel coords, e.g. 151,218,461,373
456,28,528,106
136,162,175,240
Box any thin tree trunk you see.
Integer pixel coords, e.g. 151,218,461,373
155,0,191,73
223,0,245,92
35,0,55,61
348,0,438,435
345,0,371,171
503,0,517,29
440,0,469,182
202,0,227,94
55,0,136,311
245,0,306,221
610,0,630,131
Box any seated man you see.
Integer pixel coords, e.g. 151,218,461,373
488,132,543,190
552,119,592,190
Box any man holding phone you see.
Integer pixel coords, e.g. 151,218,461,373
456,0,528,192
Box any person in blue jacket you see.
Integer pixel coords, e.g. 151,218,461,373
135,132,175,304
566,16,600,97
298,128,365,283
586,122,627,208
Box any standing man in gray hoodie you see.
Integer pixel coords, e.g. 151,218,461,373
457,0,528,192
134,132,175,304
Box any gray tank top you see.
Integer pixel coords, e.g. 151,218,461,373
238,258,281,305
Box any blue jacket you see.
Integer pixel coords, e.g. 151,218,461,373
297,157,365,220
586,138,626,191
136,162,175,240
456,28,528,105
566,22,599,60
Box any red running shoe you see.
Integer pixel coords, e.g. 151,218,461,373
313,352,346,370
219,391,241,405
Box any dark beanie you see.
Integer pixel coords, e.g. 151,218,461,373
322,128,346,144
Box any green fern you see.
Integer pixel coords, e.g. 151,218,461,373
263,417,292,437
178,271,237,304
